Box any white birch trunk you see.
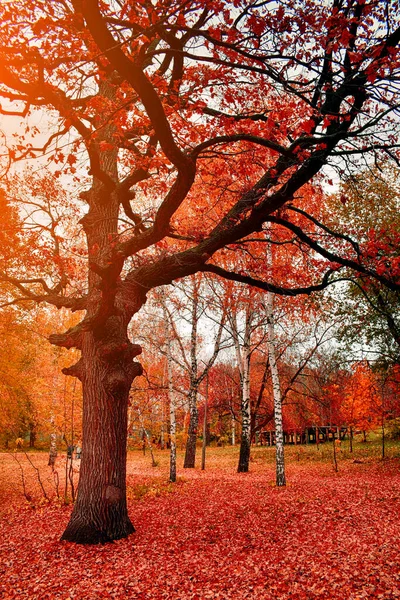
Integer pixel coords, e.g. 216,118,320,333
161,296,177,482
138,414,157,467
48,374,58,468
184,277,199,468
167,340,176,482
235,305,253,472
265,242,286,487
201,374,208,470
48,420,58,468
160,394,165,450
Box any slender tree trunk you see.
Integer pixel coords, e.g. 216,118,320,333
168,371,177,482
29,427,36,448
332,430,338,472
231,414,236,446
182,276,225,468
230,301,253,473
184,278,200,468
48,431,58,468
349,426,353,453
139,411,157,467
144,430,157,467
238,341,251,472
184,388,198,468
265,242,286,487
201,375,208,471
48,408,58,469
162,297,177,482
160,395,165,450
267,315,286,486
48,374,58,467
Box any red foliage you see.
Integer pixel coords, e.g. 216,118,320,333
1,457,400,599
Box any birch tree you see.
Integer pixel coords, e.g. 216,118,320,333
161,292,177,482
265,234,286,485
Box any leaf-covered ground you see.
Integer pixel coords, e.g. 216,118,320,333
1,449,400,599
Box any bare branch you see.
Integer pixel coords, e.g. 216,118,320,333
198,264,340,296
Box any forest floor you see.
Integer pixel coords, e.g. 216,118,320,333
0,441,400,599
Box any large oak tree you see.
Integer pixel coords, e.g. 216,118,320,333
1,0,400,543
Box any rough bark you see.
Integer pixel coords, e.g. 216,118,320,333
61,325,142,544
58,77,147,543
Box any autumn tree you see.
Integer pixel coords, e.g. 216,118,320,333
132,280,228,470
229,287,262,472
206,361,241,445
0,310,37,447
1,0,400,543
0,305,82,451
154,275,228,469
325,165,400,364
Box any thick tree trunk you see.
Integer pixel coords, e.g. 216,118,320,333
61,328,141,544
54,78,145,544
184,389,198,468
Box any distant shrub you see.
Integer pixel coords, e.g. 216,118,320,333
216,435,228,447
